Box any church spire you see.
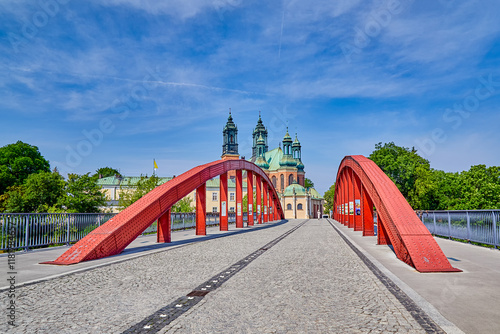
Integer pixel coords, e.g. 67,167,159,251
252,111,268,158
222,108,239,158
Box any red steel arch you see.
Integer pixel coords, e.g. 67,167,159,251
46,159,284,265
334,155,460,273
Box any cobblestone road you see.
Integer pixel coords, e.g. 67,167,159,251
3,220,443,333
164,220,430,334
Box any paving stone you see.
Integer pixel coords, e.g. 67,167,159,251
3,220,444,333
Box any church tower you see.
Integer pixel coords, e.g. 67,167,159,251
222,110,239,160
251,112,268,159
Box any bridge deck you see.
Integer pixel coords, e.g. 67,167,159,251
1,219,498,333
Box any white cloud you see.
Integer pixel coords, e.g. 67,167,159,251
95,0,237,19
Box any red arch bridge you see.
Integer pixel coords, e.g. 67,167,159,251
46,156,460,273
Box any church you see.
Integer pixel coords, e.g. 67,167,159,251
221,112,324,219
98,112,324,219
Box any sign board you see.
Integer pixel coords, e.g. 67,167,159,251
349,201,354,215
355,199,361,215
237,203,242,216
249,204,253,213
221,201,226,217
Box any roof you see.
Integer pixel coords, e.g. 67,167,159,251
96,175,173,187
309,187,323,199
283,183,307,196
264,147,283,171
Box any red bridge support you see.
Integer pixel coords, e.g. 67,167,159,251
44,160,284,265
334,155,461,273
247,171,254,226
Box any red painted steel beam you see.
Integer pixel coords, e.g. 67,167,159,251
333,155,461,273
347,168,354,228
220,172,228,231
263,183,268,223
44,159,283,265
256,174,262,224
361,185,375,236
236,170,243,228
196,183,206,236
353,173,362,231
157,209,171,243
247,171,254,226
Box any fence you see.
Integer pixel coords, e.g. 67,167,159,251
419,210,500,248
1,211,257,251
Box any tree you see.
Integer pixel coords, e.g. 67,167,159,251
323,183,335,214
451,165,500,210
93,167,121,179
55,173,107,213
171,197,194,213
118,175,160,210
304,178,314,189
0,185,25,213
1,171,65,213
0,141,50,194
369,142,431,209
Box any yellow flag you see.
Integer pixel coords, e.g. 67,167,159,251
154,159,158,169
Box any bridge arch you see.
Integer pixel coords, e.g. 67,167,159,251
333,155,460,273
47,159,284,265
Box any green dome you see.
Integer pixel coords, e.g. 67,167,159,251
292,134,301,147
279,154,297,167
255,155,269,169
283,183,307,196
223,112,237,131
296,159,304,171
283,128,292,142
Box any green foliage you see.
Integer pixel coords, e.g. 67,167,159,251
118,175,161,210
171,196,194,213
445,165,500,210
93,167,121,179
368,142,500,210
1,172,65,213
55,173,107,213
304,178,314,188
369,142,431,208
0,141,50,194
242,194,248,213
323,183,335,213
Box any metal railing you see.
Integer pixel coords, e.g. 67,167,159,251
1,211,259,251
0,213,115,251
419,210,500,248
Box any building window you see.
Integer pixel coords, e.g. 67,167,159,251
288,174,294,186
212,207,218,213
212,192,218,201
230,192,235,201
229,207,235,213
272,176,277,188
286,203,292,210
297,203,303,210
280,174,284,191
297,176,301,185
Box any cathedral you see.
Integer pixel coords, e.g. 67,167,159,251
98,111,324,219
221,112,324,219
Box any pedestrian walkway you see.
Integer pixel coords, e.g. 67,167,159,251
332,219,500,334
2,219,496,333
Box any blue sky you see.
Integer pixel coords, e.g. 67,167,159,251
1,0,500,195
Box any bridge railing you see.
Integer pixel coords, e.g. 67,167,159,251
419,210,500,248
0,211,258,251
